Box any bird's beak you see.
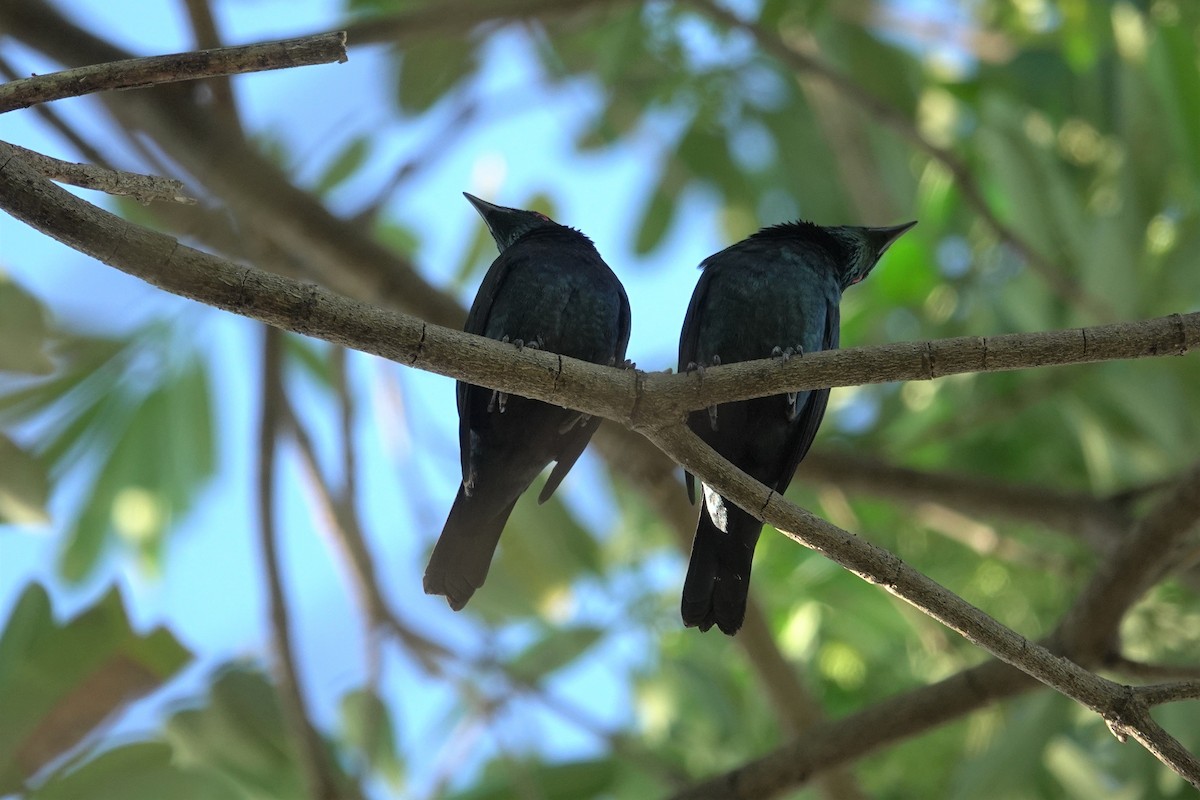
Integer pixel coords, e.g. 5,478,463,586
866,220,918,255
463,192,515,248
463,192,505,223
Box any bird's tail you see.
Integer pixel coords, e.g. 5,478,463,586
680,500,763,635
423,486,518,611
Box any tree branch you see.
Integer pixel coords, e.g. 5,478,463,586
798,449,1130,548
648,422,1200,786
6,135,1200,787
258,327,354,800
0,31,346,113
6,143,194,204
180,0,244,136
1055,461,1200,662
1,143,1195,430
0,0,464,328
671,456,1200,798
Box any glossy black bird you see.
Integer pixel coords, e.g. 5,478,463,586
424,194,631,611
678,219,915,635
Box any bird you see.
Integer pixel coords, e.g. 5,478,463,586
678,218,916,635
423,193,631,612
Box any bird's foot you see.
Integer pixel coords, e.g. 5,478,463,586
488,390,509,413
559,412,591,434
685,361,704,375
771,345,796,362
610,356,636,370
712,354,722,366
707,404,718,430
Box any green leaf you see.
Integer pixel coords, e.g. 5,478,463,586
0,276,54,375
30,742,237,800
633,182,676,255
508,626,604,683
450,758,618,800
0,432,50,524
166,667,305,799
61,349,215,581
396,37,477,113
0,584,192,792
339,688,404,789
312,136,371,196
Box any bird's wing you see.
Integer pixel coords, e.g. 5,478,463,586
458,249,519,481
539,263,628,504
538,414,602,503
615,274,633,363
774,298,839,493
678,259,720,505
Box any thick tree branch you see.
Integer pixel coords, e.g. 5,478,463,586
1,144,1195,429
0,32,347,113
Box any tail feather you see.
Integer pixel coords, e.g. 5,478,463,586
423,486,518,611
680,500,762,635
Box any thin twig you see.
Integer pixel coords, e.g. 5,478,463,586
0,31,347,114
258,327,353,800
7,143,194,204
1134,681,1200,707
1105,656,1200,682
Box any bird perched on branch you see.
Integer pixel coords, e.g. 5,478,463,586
678,219,916,635
424,194,631,611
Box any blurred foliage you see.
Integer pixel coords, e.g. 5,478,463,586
2,0,1200,798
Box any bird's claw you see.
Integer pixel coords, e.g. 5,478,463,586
707,404,718,430
772,345,796,362
488,390,509,413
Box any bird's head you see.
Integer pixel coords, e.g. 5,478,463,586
463,193,563,252
825,221,917,289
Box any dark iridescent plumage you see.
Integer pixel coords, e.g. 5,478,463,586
678,219,915,635
423,194,631,611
